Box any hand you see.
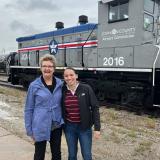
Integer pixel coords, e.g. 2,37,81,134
94,131,100,139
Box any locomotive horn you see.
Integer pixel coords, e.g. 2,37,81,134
79,15,88,25
55,22,64,30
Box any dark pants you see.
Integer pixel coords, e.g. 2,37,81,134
34,127,62,160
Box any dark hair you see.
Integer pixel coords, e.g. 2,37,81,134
64,67,78,74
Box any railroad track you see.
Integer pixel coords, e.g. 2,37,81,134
0,72,7,76
0,79,25,90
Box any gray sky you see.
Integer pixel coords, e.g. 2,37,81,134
0,0,98,54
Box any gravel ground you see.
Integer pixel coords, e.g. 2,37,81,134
0,85,160,160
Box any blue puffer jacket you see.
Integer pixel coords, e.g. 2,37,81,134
24,76,64,142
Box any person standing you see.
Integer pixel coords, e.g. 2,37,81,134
62,67,101,160
24,54,64,160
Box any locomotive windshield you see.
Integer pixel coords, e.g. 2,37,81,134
144,0,154,13
144,0,154,32
108,0,129,23
144,13,154,31
143,0,160,32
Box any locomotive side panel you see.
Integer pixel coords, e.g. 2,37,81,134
54,35,65,67
39,50,50,61
98,47,134,68
55,49,65,67
98,0,144,69
83,47,98,67
66,48,82,67
98,0,160,70
98,0,143,48
29,51,38,66
20,52,29,66
134,44,158,68
115,47,133,68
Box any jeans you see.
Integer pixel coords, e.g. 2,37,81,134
64,122,92,160
34,127,62,160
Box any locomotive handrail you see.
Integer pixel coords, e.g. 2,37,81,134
153,44,160,86
81,24,98,67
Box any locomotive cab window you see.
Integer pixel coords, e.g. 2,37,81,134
144,13,154,31
143,0,155,32
108,0,129,23
144,0,155,13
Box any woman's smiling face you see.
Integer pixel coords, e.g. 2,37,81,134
41,60,54,79
63,69,78,87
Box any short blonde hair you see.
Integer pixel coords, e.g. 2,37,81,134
39,54,56,68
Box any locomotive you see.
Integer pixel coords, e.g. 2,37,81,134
0,53,12,73
8,0,160,107
0,54,7,73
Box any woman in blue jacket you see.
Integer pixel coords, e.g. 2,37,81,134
24,54,64,160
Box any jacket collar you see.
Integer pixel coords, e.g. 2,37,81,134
33,76,63,89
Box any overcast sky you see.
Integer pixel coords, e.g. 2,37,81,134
0,0,98,54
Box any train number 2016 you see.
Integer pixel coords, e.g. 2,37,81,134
103,57,124,66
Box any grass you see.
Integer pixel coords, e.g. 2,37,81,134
0,86,26,104
110,131,121,143
127,130,137,138
100,106,160,151
101,109,119,123
0,86,25,96
134,141,152,155
0,89,5,94
144,117,156,129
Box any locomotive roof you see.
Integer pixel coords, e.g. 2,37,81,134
16,23,97,42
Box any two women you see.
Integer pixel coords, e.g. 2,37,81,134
24,54,101,160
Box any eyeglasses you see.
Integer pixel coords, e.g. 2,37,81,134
41,65,54,69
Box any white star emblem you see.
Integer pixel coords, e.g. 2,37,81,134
49,40,58,55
